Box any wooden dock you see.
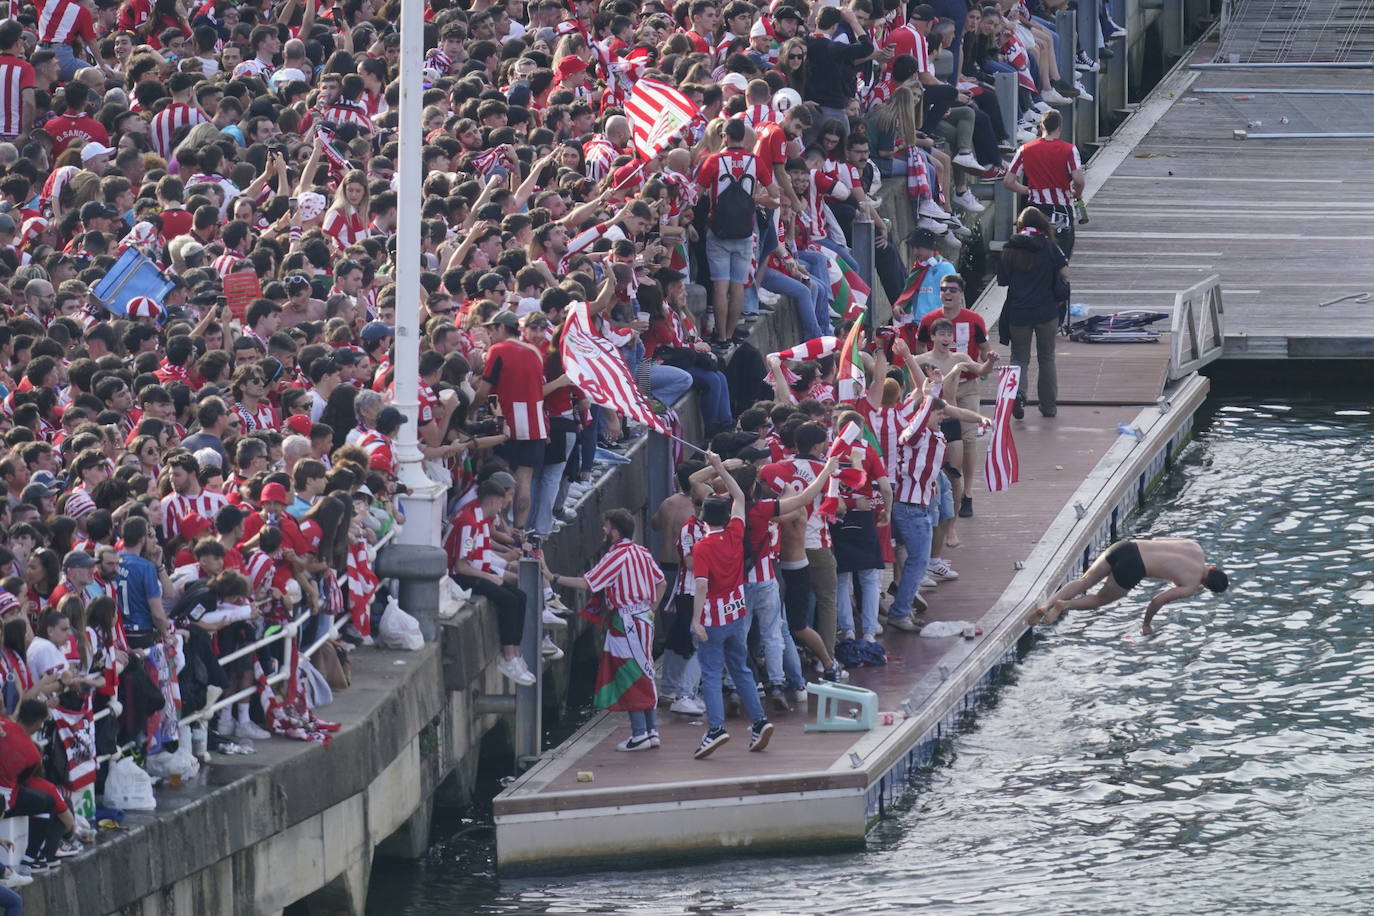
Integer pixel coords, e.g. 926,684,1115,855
493,34,1364,874
1063,40,1374,360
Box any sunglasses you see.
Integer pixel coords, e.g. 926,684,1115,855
939,286,962,293
788,53,805,60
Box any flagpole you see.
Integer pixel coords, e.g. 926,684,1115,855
390,0,445,547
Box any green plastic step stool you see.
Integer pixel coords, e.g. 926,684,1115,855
803,682,879,732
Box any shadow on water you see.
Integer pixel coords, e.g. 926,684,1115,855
368,392,1374,915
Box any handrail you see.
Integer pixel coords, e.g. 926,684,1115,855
1168,274,1225,379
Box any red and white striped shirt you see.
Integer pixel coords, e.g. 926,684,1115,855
583,538,663,609
675,516,707,596
322,207,368,248
891,396,942,505
744,498,781,583
358,429,395,474
737,103,776,132
582,135,618,182
691,518,748,628
162,490,229,539
37,0,96,44
1007,138,1083,207
64,487,96,519
320,100,373,130
232,400,278,432
481,340,549,441
150,102,207,159
452,505,505,576
0,56,34,141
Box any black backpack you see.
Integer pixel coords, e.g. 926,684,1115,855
723,340,769,415
711,160,757,240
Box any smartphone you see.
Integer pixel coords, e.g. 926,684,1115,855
289,197,298,208
216,295,228,310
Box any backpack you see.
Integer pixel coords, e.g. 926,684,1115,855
711,158,757,240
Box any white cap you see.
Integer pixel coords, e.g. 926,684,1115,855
721,72,748,93
750,18,769,38
80,142,115,163
271,67,308,86
514,296,542,317
194,447,223,469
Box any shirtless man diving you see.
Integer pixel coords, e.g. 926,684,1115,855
1029,538,1229,634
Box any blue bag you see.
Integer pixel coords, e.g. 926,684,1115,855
90,248,173,317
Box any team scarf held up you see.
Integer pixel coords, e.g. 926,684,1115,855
984,364,1022,492
561,301,668,433
624,77,700,160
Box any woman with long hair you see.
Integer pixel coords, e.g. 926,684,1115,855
23,548,60,618
997,206,1068,418
322,169,370,249
775,37,808,95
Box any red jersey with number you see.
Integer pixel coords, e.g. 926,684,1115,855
691,517,747,627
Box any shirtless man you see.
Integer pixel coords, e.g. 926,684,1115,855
911,320,998,548
1030,538,1230,634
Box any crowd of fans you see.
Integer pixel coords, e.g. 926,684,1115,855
0,0,1106,892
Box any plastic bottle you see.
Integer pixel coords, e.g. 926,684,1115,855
1074,199,1089,225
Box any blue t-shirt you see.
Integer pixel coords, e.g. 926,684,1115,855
116,552,162,633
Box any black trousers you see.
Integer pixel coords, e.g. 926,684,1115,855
453,576,526,647
6,786,63,859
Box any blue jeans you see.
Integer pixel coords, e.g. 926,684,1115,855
762,268,828,341
836,568,882,638
745,579,798,686
628,707,659,737
52,43,91,81
650,362,693,407
687,365,732,435
890,501,933,621
695,613,766,730
527,429,575,536
795,248,834,317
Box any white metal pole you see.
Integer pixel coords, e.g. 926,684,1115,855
391,0,445,546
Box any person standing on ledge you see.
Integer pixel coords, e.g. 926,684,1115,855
1029,538,1230,634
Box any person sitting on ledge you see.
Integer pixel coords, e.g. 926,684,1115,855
1029,537,1230,634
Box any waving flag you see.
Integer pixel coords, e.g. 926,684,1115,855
771,336,839,362
469,146,505,177
985,365,1022,491
836,314,867,402
561,301,668,433
592,608,656,711
624,77,699,160
826,253,870,322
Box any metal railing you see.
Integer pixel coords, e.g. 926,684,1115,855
1168,274,1226,379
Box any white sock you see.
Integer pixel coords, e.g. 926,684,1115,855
235,703,251,723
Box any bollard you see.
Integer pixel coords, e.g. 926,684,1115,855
851,214,878,330
645,431,670,559
993,69,1018,244
375,544,448,642
1161,0,1184,59
515,556,544,770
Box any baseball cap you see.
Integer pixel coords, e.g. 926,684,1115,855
488,470,517,490
193,447,223,469
178,512,213,542
80,142,116,163
261,482,290,504
360,321,394,344
284,414,313,437
721,73,748,93
555,55,588,81
772,5,803,20
62,549,96,569
908,227,940,250
485,310,520,331
376,406,407,432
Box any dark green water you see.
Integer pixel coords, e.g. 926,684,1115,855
368,397,1374,914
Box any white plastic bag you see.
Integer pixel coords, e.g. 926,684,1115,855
104,756,157,810
919,620,971,638
377,596,424,651
438,577,471,620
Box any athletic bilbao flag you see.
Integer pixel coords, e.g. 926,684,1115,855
561,301,669,433
985,365,1022,491
624,77,699,160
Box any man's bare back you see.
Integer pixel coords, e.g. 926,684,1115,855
1030,538,1229,634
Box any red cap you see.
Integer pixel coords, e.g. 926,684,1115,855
179,512,212,541
285,414,313,437
556,55,588,82
261,482,289,504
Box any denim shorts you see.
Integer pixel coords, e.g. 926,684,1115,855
929,470,955,524
705,230,755,285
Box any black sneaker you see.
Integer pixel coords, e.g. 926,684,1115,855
20,857,55,874
748,719,775,752
694,727,730,759
959,496,974,518
1012,395,1025,420
765,683,792,712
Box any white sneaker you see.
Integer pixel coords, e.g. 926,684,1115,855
1016,128,1038,144
954,189,986,213
0,870,31,888
942,228,963,248
1042,88,1072,105
918,199,951,220
615,734,654,752
498,655,536,686
540,634,564,660
917,216,945,231
1030,100,1052,115
542,607,568,628
838,630,855,642
919,574,938,589
544,592,573,615
669,695,706,715
234,718,271,741
952,152,987,171
757,288,781,306
928,557,960,580
1107,24,1127,39
1074,81,1094,102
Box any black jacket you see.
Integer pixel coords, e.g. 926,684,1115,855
997,231,1067,332
804,32,874,108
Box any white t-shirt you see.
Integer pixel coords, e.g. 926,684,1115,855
26,636,69,681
